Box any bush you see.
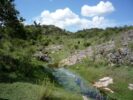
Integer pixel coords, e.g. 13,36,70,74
38,77,54,100
77,41,80,44
84,42,91,47
48,62,59,68
43,39,51,46
74,45,79,49
55,36,60,40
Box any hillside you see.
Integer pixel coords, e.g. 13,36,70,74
1,23,133,100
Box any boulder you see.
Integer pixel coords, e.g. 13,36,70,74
103,87,114,93
93,77,113,88
33,51,51,62
93,77,114,93
39,54,50,62
128,84,133,90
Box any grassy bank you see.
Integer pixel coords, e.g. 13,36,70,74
69,58,133,100
0,82,82,100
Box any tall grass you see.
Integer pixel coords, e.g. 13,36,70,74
37,77,54,100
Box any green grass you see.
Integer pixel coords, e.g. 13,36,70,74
0,82,82,100
69,58,133,100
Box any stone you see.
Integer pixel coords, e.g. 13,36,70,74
128,84,133,90
121,30,133,43
33,52,51,62
103,87,114,93
39,55,50,62
82,95,88,100
93,77,114,93
93,77,113,88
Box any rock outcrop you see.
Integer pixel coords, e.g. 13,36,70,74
107,48,133,65
60,30,133,66
121,30,133,46
59,41,115,66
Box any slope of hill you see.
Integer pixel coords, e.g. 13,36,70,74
0,24,133,100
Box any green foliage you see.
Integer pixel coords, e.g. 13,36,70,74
41,25,68,35
0,0,26,39
44,39,51,46
0,0,20,27
0,56,53,82
71,26,133,44
77,40,80,44
48,62,59,68
0,82,82,100
74,44,79,49
83,41,91,47
38,77,54,100
25,25,42,40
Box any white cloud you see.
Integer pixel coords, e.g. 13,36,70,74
81,1,115,17
35,7,116,31
36,8,80,28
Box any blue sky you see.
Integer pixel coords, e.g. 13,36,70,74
15,0,133,31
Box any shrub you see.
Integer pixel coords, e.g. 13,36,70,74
48,62,59,68
77,41,80,44
38,77,54,100
74,45,79,49
55,36,60,40
84,42,91,47
44,39,51,46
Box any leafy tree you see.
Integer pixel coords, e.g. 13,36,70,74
0,0,26,39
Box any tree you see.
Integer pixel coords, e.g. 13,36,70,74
0,0,26,39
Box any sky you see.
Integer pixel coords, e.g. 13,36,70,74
15,0,133,32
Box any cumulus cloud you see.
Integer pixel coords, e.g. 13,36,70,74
35,7,115,31
36,8,80,28
81,1,115,17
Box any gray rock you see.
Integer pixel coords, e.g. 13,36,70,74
121,30,133,45
107,47,133,65
34,52,51,62
128,84,133,90
39,55,50,62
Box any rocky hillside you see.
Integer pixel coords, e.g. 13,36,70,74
59,29,133,67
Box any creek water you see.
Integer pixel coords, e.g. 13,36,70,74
45,67,107,100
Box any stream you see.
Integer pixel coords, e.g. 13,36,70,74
44,67,107,100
